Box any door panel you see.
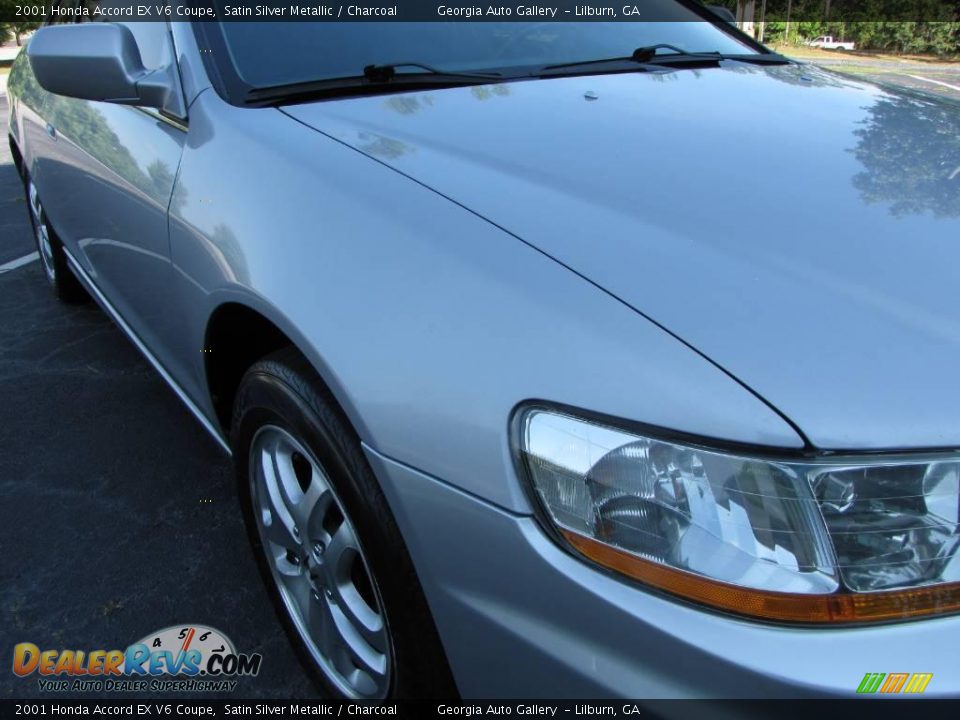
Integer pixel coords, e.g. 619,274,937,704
27,20,188,363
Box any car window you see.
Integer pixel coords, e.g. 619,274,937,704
73,0,173,70
214,10,754,90
118,21,173,71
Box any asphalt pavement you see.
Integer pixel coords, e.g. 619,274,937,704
0,94,320,700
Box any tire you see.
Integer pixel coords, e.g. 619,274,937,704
23,174,87,303
231,348,457,699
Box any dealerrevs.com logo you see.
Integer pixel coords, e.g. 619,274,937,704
12,624,263,693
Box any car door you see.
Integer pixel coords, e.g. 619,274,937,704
28,10,188,361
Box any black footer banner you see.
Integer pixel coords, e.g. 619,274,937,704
0,700,956,720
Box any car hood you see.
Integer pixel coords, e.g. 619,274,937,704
285,64,960,451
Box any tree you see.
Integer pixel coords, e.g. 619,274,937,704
12,20,43,45
0,0,41,45
8,20,40,45
851,92,960,218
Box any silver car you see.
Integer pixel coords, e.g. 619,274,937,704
8,4,960,699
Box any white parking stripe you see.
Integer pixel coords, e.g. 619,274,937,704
0,251,39,273
905,74,960,92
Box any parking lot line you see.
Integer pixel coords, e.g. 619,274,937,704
905,74,960,92
0,251,38,273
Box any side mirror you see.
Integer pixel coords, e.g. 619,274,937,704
27,23,184,117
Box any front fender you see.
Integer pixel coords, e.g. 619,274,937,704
168,90,804,513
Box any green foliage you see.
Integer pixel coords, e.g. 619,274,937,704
702,0,960,55
766,20,960,54
741,0,960,22
855,21,960,54
10,20,43,43
0,0,42,45
851,93,960,218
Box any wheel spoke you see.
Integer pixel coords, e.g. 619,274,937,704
335,583,387,652
306,591,339,661
277,562,311,606
294,478,332,543
258,448,300,550
272,447,305,519
325,523,388,653
329,602,388,684
271,446,334,539
325,521,358,573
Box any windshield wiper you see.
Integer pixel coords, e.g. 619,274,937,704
539,44,791,76
362,62,503,82
246,63,504,106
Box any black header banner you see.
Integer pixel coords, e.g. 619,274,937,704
2,0,960,22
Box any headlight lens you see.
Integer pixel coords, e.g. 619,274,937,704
518,408,960,623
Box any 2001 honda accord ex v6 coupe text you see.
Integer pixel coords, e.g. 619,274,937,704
8,3,960,699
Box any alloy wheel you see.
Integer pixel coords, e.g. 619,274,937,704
249,425,392,698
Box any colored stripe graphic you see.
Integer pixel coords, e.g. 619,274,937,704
903,673,933,694
857,673,886,694
880,673,909,693
857,672,932,694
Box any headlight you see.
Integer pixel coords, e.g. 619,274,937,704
517,407,960,623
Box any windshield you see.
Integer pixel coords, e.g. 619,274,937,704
213,15,754,92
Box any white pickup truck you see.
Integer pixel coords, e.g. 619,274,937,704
806,35,856,51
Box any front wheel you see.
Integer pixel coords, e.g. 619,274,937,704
231,348,457,699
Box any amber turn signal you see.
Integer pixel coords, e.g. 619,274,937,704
563,530,960,624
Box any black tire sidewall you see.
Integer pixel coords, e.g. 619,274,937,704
231,358,456,699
